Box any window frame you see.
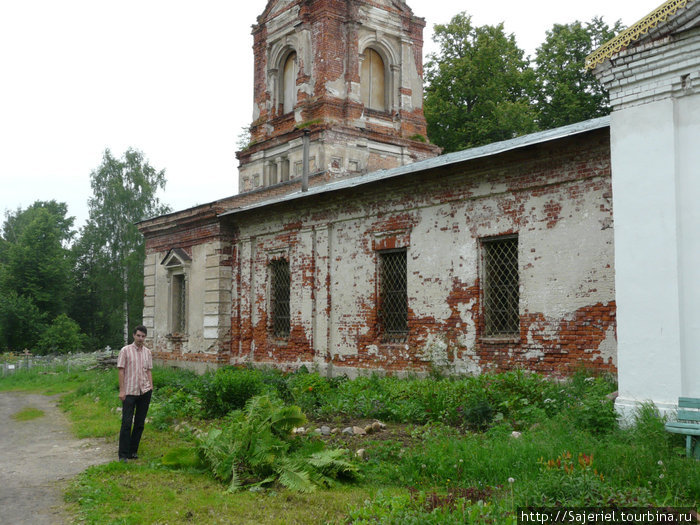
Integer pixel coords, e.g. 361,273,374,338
480,235,520,340
268,257,291,340
170,271,188,335
377,248,408,343
360,47,388,112
280,51,298,115
161,249,191,338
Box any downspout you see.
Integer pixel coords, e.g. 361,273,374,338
302,128,310,192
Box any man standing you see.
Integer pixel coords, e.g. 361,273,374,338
117,325,153,462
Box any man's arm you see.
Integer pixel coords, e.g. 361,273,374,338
118,367,126,401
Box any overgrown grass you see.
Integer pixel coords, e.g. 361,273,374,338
2,357,698,524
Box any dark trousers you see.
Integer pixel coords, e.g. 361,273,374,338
119,390,152,459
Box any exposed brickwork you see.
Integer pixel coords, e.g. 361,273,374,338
238,0,439,191
223,128,616,376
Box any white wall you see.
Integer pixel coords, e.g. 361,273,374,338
599,24,700,419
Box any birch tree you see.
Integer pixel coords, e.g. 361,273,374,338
84,148,170,345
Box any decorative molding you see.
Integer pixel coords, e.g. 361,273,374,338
586,0,694,70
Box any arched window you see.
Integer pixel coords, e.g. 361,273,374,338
361,48,386,111
282,52,298,114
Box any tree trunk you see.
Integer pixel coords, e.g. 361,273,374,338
122,266,129,346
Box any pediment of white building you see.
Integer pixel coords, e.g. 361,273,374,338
160,248,192,268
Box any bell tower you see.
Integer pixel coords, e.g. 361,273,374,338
236,0,440,192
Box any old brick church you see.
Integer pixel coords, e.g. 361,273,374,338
138,0,699,386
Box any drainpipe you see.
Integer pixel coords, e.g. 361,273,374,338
302,128,310,192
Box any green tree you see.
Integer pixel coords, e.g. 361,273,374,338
535,17,623,129
424,13,538,153
82,148,170,345
35,314,86,355
2,201,75,247
69,224,122,350
0,202,77,351
0,206,73,319
0,291,46,350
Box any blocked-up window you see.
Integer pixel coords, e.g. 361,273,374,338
282,52,298,114
172,273,187,334
482,236,519,336
269,259,290,338
379,249,407,342
162,249,191,336
361,48,386,111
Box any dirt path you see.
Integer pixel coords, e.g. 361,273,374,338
0,392,113,525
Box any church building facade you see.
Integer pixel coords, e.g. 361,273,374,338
137,0,698,379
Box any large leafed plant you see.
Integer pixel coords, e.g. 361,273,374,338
197,395,359,492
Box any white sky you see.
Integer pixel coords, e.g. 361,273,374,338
0,0,662,230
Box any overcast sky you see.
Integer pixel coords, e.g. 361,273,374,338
0,0,662,230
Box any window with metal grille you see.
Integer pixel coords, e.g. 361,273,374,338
269,259,290,338
172,273,187,334
379,249,408,342
482,236,519,336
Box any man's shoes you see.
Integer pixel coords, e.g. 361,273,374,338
129,454,139,460
119,457,128,463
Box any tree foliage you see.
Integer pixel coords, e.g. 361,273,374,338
0,291,46,350
80,148,170,346
0,202,80,351
424,13,538,153
535,17,623,129
35,314,86,355
1,207,73,319
2,201,75,247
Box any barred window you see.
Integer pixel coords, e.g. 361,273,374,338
171,273,187,334
379,249,407,342
269,259,291,338
482,236,519,336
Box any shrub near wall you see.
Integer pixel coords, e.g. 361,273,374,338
199,367,269,418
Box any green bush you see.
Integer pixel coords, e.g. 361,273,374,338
566,396,619,434
287,369,335,414
0,292,46,351
199,367,267,418
150,389,201,430
34,314,86,355
459,397,495,432
151,366,202,394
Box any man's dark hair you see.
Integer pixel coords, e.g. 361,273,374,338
133,325,148,336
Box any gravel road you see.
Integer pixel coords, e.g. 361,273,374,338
0,392,112,525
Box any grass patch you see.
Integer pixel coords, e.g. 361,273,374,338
12,406,45,421
66,463,373,525
0,366,89,394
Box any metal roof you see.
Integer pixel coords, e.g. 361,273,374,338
219,116,610,218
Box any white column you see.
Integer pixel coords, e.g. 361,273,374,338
675,94,700,399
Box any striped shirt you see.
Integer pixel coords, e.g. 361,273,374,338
117,343,153,396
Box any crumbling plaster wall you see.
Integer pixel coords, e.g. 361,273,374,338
230,130,616,377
